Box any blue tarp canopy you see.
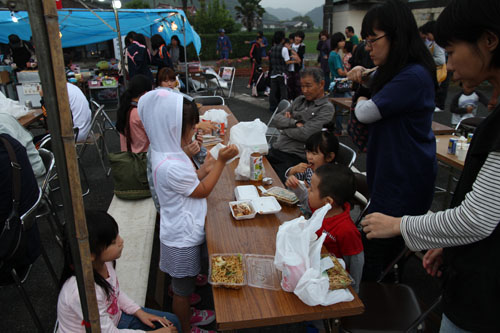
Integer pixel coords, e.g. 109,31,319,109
0,8,201,54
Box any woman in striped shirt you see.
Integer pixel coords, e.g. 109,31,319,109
360,1,500,331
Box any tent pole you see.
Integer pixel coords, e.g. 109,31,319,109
113,5,127,88
25,0,101,332
183,15,189,94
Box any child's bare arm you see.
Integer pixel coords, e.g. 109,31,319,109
190,145,238,198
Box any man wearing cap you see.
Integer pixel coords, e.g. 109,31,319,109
216,29,232,60
8,34,34,70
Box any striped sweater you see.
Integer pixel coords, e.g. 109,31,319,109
400,151,500,251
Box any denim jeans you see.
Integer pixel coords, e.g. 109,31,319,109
117,307,181,332
440,314,472,333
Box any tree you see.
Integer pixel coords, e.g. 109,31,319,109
192,0,236,34
234,0,265,32
291,15,314,29
124,0,150,9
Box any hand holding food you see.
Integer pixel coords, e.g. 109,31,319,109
347,66,366,83
290,162,309,175
183,140,200,157
285,175,300,189
196,121,218,134
219,144,239,162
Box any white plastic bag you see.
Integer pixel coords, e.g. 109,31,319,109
274,203,354,306
228,119,268,180
0,91,29,119
201,108,229,127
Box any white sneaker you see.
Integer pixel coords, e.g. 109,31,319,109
434,107,444,112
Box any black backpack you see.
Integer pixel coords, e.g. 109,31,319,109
0,136,25,271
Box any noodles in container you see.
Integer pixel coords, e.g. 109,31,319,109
209,253,246,289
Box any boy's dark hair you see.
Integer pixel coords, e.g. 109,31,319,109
305,123,339,161
258,31,264,37
344,41,354,53
315,164,356,207
319,30,329,39
125,31,137,47
361,0,437,93
273,31,285,45
182,97,200,136
435,0,500,69
295,30,305,40
60,210,119,298
346,26,355,34
289,33,295,40
256,35,263,41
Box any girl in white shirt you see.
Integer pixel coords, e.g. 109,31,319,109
138,90,238,333
57,210,179,332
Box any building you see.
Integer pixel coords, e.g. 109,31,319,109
323,0,451,37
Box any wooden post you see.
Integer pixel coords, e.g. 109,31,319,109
24,0,101,331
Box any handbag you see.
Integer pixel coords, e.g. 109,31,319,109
333,79,352,94
108,106,151,200
0,136,26,269
347,92,370,153
437,64,447,83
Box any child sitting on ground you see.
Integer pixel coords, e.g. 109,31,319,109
450,82,488,125
308,164,364,292
57,210,180,332
285,125,339,217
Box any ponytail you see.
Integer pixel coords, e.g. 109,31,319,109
116,74,152,135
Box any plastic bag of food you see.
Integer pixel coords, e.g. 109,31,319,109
228,119,268,180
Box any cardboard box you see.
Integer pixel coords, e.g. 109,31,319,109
0,71,10,84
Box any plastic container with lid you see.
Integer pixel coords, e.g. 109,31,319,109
208,253,281,290
208,253,246,289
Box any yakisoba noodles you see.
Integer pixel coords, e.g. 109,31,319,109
323,255,353,290
210,254,244,288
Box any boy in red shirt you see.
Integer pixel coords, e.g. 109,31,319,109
308,163,364,291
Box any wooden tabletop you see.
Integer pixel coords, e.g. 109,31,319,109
432,121,455,135
201,105,364,331
18,108,43,128
329,97,352,110
436,135,465,170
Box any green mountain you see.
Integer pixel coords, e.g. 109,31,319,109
305,5,323,28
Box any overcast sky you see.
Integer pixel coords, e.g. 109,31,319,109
260,0,324,14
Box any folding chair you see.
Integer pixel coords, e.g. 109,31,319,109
218,66,236,98
352,172,370,227
76,103,111,177
454,116,485,137
2,189,59,333
336,142,357,168
266,99,291,146
36,148,64,248
90,98,119,135
193,95,225,106
340,247,442,333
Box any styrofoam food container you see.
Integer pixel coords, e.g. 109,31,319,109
234,185,260,201
229,200,256,220
251,196,281,215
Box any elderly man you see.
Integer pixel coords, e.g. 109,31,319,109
267,67,334,182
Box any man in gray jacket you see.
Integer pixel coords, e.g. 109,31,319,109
267,67,334,182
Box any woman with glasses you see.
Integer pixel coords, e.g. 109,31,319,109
347,0,438,281
360,0,500,331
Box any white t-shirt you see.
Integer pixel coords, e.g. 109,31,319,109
153,153,207,248
452,92,479,125
66,83,92,143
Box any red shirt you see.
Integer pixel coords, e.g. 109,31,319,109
315,202,363,259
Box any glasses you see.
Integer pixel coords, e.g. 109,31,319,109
366,35,387,47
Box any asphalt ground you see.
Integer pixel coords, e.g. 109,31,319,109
0,75,494,332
